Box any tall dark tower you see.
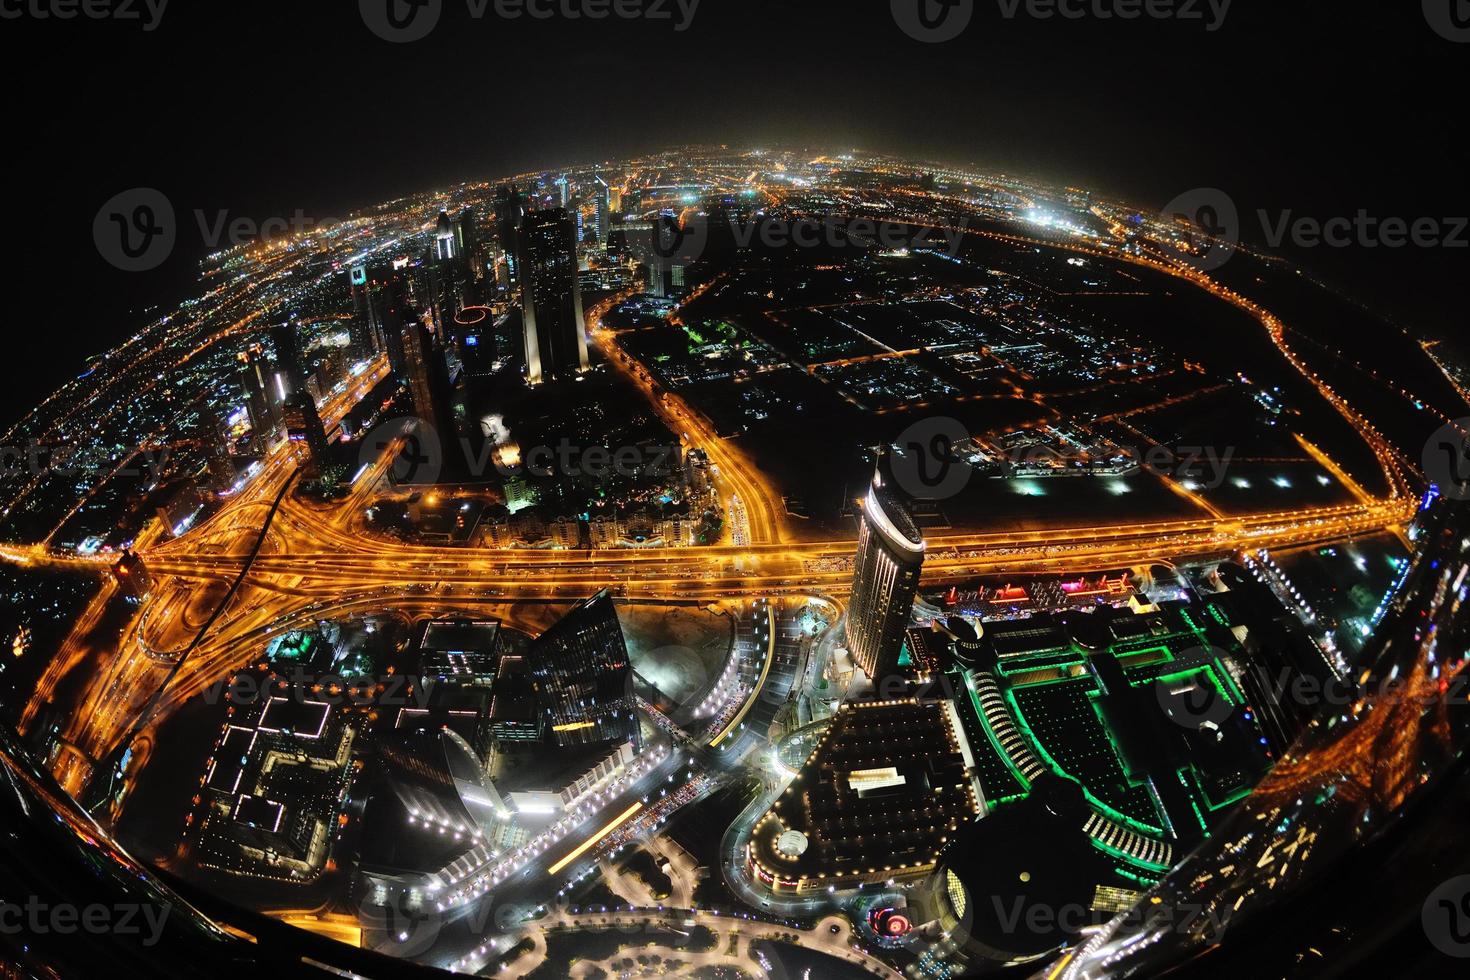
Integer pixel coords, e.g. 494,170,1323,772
271,321,330,476
593,176,610,248
400,314,458,441
846,469,926,681
519,208,589,385
434,210,458,263
526,590,639,750
237,345,279,450
348,265,384,363
270,320,310,398
495,184,525,284
193,398,236,493
371,273,412,382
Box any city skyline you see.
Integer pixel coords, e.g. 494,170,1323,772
0,4,1467,978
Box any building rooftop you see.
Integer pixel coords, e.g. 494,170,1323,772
749,698,976,888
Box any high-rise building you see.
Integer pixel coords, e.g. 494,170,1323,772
519,208,589,385
495,184,525,284
272,321,330,476
435,210,458,263
846,469,925,681
452,208,476,258
372,274,412,382
348,265,384,362
270,320,310,398
400,313,458,440
113,550,152,601
237,345,279,449
193,398,236,493
593,177,610,248
526,590,639,750
452,306,496,377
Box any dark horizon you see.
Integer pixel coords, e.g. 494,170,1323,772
2,1,1464,428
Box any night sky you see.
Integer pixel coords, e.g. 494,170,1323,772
1,0,1463,427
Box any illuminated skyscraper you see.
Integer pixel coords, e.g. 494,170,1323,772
846,469,925,681
271,321,330,476
400,314,457,440
192,398,236,493
526,590,639,750
495,184,525,284
593,176,610,248
519,208,589,385
435,210,458,262
237,345,279,449
347,265,384,362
